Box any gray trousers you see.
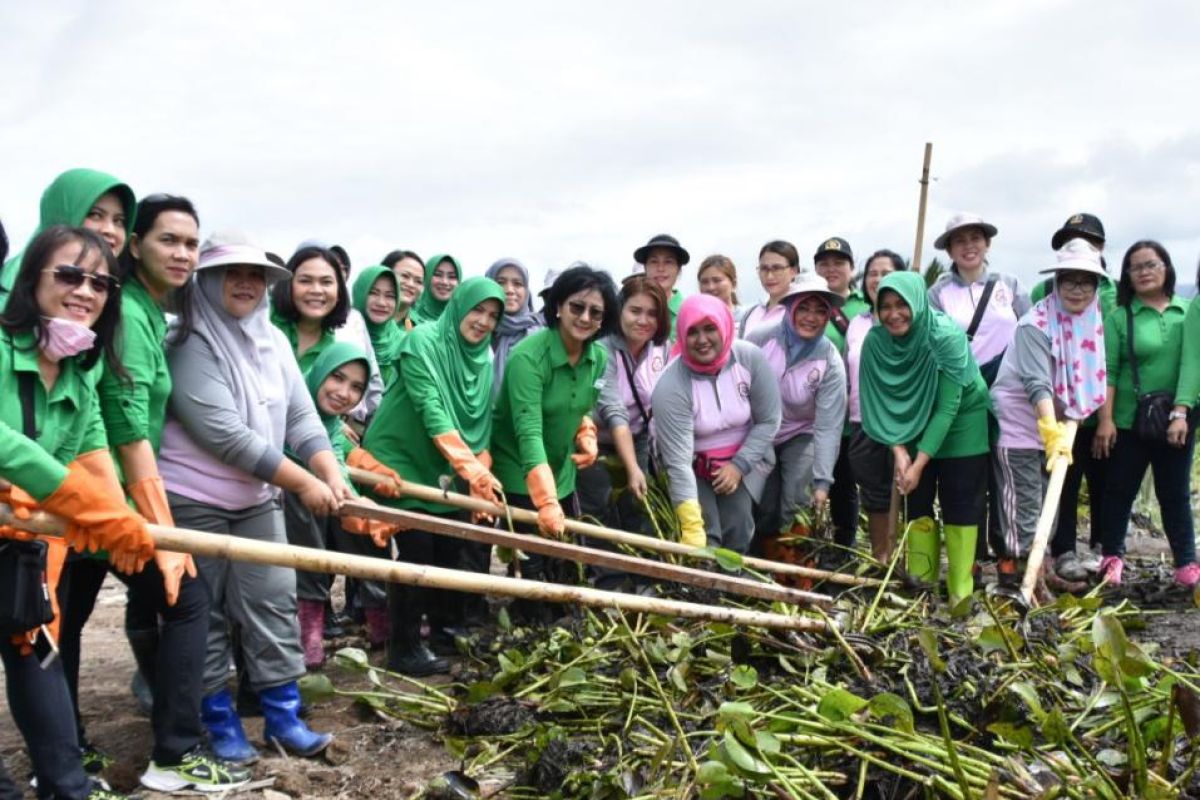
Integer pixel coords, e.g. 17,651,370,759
282,490,388,608
697,480,754,554
168,492,304,694
992,447,1050,559
756,434,816,538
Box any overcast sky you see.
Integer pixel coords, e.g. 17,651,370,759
4,1,1200,301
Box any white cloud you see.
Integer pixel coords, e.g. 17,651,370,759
3,0,1200,299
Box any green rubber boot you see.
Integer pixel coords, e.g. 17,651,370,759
905,517,940,585
944,524,978,606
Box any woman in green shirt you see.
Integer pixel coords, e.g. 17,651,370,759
361,276,506,675
859,272,991,607
490,266,617,621
351,265,403,389
409,253,461,325
0,224,156,800
1095,240,1197,587
270,246,351,373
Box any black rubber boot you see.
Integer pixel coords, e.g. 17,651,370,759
386,582,448,676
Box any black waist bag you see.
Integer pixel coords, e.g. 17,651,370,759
0,538,53,635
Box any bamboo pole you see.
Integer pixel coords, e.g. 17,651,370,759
0,504,832,634
1019,421,1079,606
348,468,884,588
342,499,832,607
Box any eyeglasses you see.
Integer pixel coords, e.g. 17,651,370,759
1057,277,1097,293
1129,260,1165,274
567,300,605,320
44,265,119,295
758,264,792,276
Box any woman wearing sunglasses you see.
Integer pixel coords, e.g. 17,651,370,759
653,294,782,555
0,225,156,800
490,265,618,620
158,234,347,765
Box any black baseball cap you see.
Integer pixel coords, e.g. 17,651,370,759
813,236,853,263
1051,213,1105,251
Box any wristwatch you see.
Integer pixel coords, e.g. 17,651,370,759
1169,409,1189,421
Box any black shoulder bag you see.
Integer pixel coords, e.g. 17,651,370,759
1127,309,1175,443
965,275,1003,386
0,372,55,636
620,350,658,474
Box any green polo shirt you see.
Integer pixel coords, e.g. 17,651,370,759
361,347,477,514
915,371,991,459
97,279,170,452
0,330,108,500
271,313,335,375
825,289,869,354
668,289,683,342
1104,296,1190,430
1176,300,1200,409
490,328,608,498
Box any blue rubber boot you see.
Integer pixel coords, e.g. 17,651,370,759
200,689,259,765
260,681,332,757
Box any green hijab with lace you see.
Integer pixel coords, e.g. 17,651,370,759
398,276,505,450
351,265,403,387
859,271,978,446
410,253,462,324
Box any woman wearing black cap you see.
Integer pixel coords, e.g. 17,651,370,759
634,234,689,332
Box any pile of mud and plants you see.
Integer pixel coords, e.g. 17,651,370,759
304,526,1200,800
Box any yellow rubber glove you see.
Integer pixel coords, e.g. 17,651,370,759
1037,416,1072,472
347,447,404,498
570,417,599,469
525,464,565,538
675,499,707,549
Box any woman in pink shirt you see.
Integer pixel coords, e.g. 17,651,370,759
739,241,801,339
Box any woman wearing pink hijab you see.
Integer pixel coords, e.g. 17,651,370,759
651,295,782,553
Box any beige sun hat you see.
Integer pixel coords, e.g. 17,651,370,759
1038,238,1107,278
934,212,999,251
778,272,845,308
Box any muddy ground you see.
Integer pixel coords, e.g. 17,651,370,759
2,525,1199,799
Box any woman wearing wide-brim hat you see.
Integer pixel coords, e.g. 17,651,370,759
746,274,847,550
860,272,992,608
989,240,1110,593
158,233,348,763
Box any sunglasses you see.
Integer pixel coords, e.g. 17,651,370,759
567,300,605,321
44,265,120,295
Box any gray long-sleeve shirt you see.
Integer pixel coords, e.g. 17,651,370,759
651,340,782,506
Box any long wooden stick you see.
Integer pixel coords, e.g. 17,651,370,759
1019,421,1079,606
348,468,884,588
342,499,832,607
0,504,831,634
912,142,933,272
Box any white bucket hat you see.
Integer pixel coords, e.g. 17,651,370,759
197,231,291,284
779,272,845,308
1038,238,1107,278
934,212,999,251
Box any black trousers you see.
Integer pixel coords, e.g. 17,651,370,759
1101,428,1196,566
906,454,988,527
56,555,210,764
1050,425,1108,556
1,637,93,799
829,441,859,547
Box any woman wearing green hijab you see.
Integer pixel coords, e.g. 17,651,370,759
351,266,404,388
859,271,991,607
408,253,462,324
1,168,136,295
360,276,505,675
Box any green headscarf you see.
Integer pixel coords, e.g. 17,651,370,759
1,168,136,293
351,265,404,368
410,253,462,324
399,276,505,450
859,271,977,446
303,341,371,468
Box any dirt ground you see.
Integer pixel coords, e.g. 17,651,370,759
2,525,1199,799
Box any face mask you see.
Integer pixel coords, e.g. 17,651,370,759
41,317,97,362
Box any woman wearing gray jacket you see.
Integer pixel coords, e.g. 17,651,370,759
158,234,348,766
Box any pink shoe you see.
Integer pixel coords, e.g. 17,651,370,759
1098,556,1123,587
298,599,326,669
1175,563,1200,588
365,606,389,651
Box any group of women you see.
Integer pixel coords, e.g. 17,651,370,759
1,168,1198,800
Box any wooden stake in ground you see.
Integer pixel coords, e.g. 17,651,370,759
348,468,884,589
1019,421,1079,606
340,498,833,608
0,504,833,634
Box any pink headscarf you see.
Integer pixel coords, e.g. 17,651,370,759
672,294,734,375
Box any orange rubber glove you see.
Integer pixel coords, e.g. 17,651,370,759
128,477,196,606
471,449,498,524
347,447,404,498
433,431,502,505
525,463,565,538
342,508,405,548
0,484,41,542
570,417,598,469
41,459,155,574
